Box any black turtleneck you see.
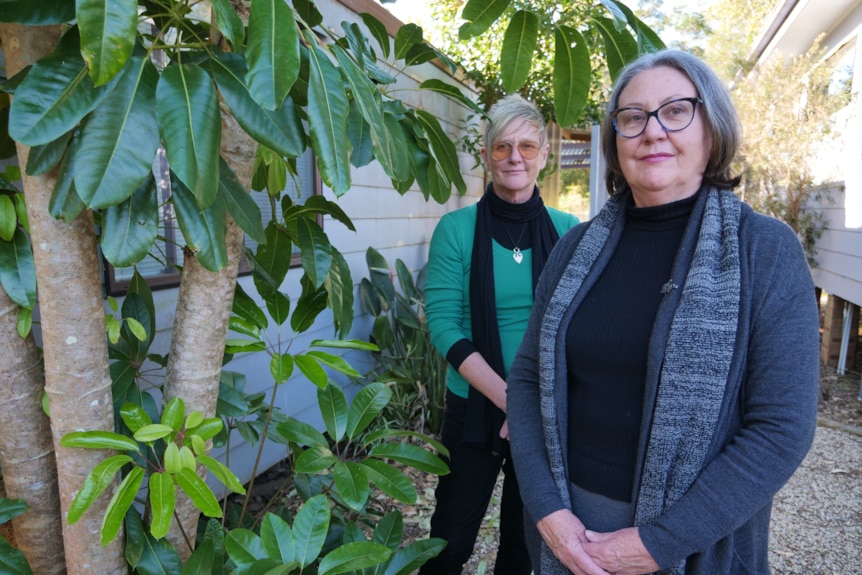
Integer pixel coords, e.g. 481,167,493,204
566,193,697,502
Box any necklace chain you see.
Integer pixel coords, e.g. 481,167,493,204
503,222,527,264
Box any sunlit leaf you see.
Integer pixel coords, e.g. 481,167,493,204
148,471,175,540
553,25,591,128
66,455,133,524
101,466,144,545
458,0,511,40
500,10,538,93
175,468,222,518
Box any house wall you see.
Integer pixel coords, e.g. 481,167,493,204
137,0,484,492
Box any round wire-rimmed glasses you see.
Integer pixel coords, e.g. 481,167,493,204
489,140,542,161
611,97,703,138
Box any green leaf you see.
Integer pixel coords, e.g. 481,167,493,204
318,541,392,575
0,0,75,25
372,510,403,551
101,174,159,267
126,317,147,342
383,538,447,575
393,24,423,61
346,382,391,440
382,112,412,186
292,495,330,568
25,131,72,175
318,382,348,442
187,418,223,441
164,442,181,474
260,513,296,564
296,217,330,289
270,352,294,383
77,0,137,86
0,194,15,241
264,290,291,327
304,32,351,195
553,25,591,128
61,431,139,451
75,57,160,209
209,52,306,159
232,283,269,330
304,350,359,379
0,498,29,524
294,352,328,388
246,0,300,111
362,428,448,457
0,535,31,574
592,15,639,82
171,174,229,272
120,403,153,434
366,246,395,302
0,227,36,309
162,397,186,432
252,221,293,291
175,468,222,518
324,246,354,338
419,79,483,114
148,471,175,540
182,538,215,575
294,445,337,474
311,338,378,352
16,306,32,338
332,461,369,511
369,443,449,475
210,0,245,51
8,36,116,146
274,418,328,448
219,157,266,244
414,110,466,196
196,454,247,494
358,459,416,504
124,508,184,575
225,529,267,567
101,465,144,545
292,0,323,27
47,135,85,222
608,0,665,53
501,10,538,94
301,195,356,231
360,12,391,59
66,454,133,524
290,280,327,333
156,64,221,209
458,0,511,40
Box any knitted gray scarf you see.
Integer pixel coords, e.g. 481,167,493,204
537,188,741,575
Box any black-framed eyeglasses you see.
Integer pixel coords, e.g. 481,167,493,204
611,97,703,138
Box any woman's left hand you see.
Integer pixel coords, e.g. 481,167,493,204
583,527,660,575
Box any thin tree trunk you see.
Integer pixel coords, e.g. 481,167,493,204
161,103,257,559
0,23,126,575
0,288,66,574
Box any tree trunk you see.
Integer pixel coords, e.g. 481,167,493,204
0,23,127,575
161,103,257,559
0,287,66,574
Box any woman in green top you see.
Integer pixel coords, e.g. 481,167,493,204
420,94,579,575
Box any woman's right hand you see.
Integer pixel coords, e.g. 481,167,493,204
536,509,612,575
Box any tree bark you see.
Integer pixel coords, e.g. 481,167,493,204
161,103,257,559
0,287,66,574
0,23,127,575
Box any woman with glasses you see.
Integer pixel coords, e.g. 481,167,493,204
420,94,579,575
508,50,820,574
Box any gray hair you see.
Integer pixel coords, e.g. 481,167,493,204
601,49,741,195
485,94,547,147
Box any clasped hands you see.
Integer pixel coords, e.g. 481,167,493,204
536,509,660,575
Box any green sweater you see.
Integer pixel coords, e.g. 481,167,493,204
425,202,578,398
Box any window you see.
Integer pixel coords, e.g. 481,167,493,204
827,38,856,107
104,147,319,295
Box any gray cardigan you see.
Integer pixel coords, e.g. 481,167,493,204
507,193,820,573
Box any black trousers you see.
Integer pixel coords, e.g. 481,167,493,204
419,392,532,575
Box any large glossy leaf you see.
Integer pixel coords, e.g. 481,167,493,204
291,279,328,333
232,283,268,330
171,174,229,272
120,403,152,434
304,32,351,195
148,471,175,540
0,0,74,25
592,15,639,82
264,289,291,327
0,537,31,575
210,0,245,51
501,10,538,94
324,246,353,338
61,430,139,451
383,538,447,575
48,135,85,222
292,495,330,568
77,0,137,86
458,0,511,40
175,468,222,518
8,38,117,146
305,350,359,379
369,443,449,475
75,57,159,208
318,541,391,575
101,173,159,267
393,24,423,61
274,418,328,448
101,465,144,545
251,221,292,290
209,52,305,159
0,227,35,309
332,461,369,511
25,130,71,175
196,455,246,494
225,529,267,568
357,459,416,504
65,454,133,524
0,498,29,524
182,538,215,575
295,216,330,289
381,113,412,186
260,513,296,564
347,107,373,168
553,25,591,128
293,0,323,27
345,382,391,440
317,382,348,442
414,110,466,196
219,157,266,244
609,0,665,53
124,509,184,575
373,510,403,551
418,80,483,115
294,354,328,388
295,445,337,474
269,352,294,384
360,12,390,59
246,0,300,111
156,64,221,209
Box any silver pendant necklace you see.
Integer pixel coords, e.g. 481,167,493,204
503,222,528,264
